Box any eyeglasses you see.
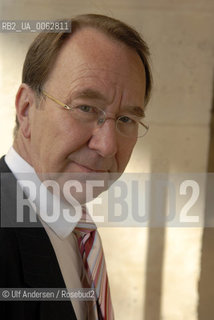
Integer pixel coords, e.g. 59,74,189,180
42,91,149,138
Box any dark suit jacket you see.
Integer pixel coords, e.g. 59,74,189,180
0,156,77,320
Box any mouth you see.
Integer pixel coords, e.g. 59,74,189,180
72,161,108,173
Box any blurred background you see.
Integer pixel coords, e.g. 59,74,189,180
0,0,214,319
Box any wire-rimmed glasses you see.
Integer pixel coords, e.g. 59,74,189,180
42,91,149,138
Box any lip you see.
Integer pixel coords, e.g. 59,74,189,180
72,161,108,173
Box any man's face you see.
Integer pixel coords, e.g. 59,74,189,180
25,27,146,202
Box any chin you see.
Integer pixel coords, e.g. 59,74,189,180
61,180,107,206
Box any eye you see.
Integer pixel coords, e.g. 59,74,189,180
118,116,136,124
77,105,95,113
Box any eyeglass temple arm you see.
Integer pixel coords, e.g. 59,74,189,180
42,91,71,110
140,121,149,130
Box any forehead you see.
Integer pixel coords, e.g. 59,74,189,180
45,27,146,103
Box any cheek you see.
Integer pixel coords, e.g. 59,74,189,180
117,140,136,170
41,117,92,161
34,110,81,144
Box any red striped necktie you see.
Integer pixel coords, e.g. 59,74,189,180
74,209,114,320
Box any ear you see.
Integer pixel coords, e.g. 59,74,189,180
15,84,36,139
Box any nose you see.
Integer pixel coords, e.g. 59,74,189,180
88,119,118,158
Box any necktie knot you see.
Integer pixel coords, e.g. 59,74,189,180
74,208,97,239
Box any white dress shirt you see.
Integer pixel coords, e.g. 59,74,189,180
5,147,89,320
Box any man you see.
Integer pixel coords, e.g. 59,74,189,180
0,14,152,320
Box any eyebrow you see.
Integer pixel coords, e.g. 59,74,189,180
70,88,108,102
125,106,145,118
68,88,145,117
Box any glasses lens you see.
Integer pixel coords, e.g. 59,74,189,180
116,116,148,138
137,122,149,138
116,116,137,137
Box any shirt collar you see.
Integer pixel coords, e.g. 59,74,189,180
5,147,81,239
